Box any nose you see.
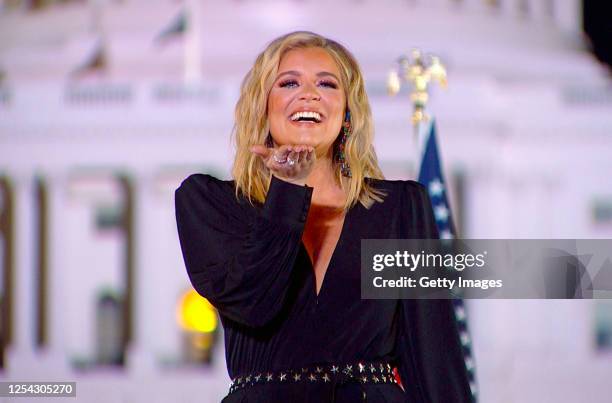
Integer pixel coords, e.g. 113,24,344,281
298,83,321,101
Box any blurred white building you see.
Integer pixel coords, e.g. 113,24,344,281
1,1,611,402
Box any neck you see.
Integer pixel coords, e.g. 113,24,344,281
305,153,346,208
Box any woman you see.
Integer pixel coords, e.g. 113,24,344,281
175,31,472,403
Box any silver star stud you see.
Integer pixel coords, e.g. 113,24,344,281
343,365,353,375
455,305,466,320
434,204,449,222
369,364,376,373
358,363,365,373
440,229,454,239
360,375,368,384
279,373,287,382
331,365,339,374
322,374,330,383
254,374,262,382
308,374,317,382
429,178,444,197
373,375,380,383
293,374,301,382
315,366,323,373
245,375,252,383
266,373,273,382
460,331,471,346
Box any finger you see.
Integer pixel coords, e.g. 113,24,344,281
286,151,299,167
297,145,311,160
297,147,310,163
268,149,292,172
297,149,308,164
274,145,293,159
272,148,290,164
305,148,314,163
250,145,270,159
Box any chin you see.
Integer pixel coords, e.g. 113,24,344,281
291,133,317,146
297,138,318,147
297,132,337,146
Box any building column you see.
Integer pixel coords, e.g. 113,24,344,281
126,171,155,374
5,171,37,376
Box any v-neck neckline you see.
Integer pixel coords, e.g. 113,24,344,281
303,203,355,304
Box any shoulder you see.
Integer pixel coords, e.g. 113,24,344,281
175,173,243,211
177,173,233,192
366,178,437,237
176,173,233,194
365,177,428,201
364,178,432,217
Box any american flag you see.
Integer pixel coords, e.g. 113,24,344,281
417,119,478,399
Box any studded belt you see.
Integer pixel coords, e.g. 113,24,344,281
228,360,400,397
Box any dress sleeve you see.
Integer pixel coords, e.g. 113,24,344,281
174,174,312,329
395,182,474,403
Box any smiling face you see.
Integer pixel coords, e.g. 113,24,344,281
267,47,346,156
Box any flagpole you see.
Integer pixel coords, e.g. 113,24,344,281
388,52,479,400
413,116,431,180
413,115,421,180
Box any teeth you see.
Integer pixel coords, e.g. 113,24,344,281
290,111,321,122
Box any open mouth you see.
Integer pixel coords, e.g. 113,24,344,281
290,111,322,123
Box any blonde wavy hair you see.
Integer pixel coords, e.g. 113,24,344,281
231,31,386,210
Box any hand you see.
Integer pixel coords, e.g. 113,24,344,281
250,144,315,186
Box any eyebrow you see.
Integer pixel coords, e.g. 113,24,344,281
276,70,340,82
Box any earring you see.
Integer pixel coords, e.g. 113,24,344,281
265,132,274,148
335,110,352,177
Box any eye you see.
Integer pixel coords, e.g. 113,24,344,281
319,80,338,89
278,79,298,88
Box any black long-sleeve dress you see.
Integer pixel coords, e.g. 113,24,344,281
175,173,473,403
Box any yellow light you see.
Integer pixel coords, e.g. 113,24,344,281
387,70,401,96
177,289,218,333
